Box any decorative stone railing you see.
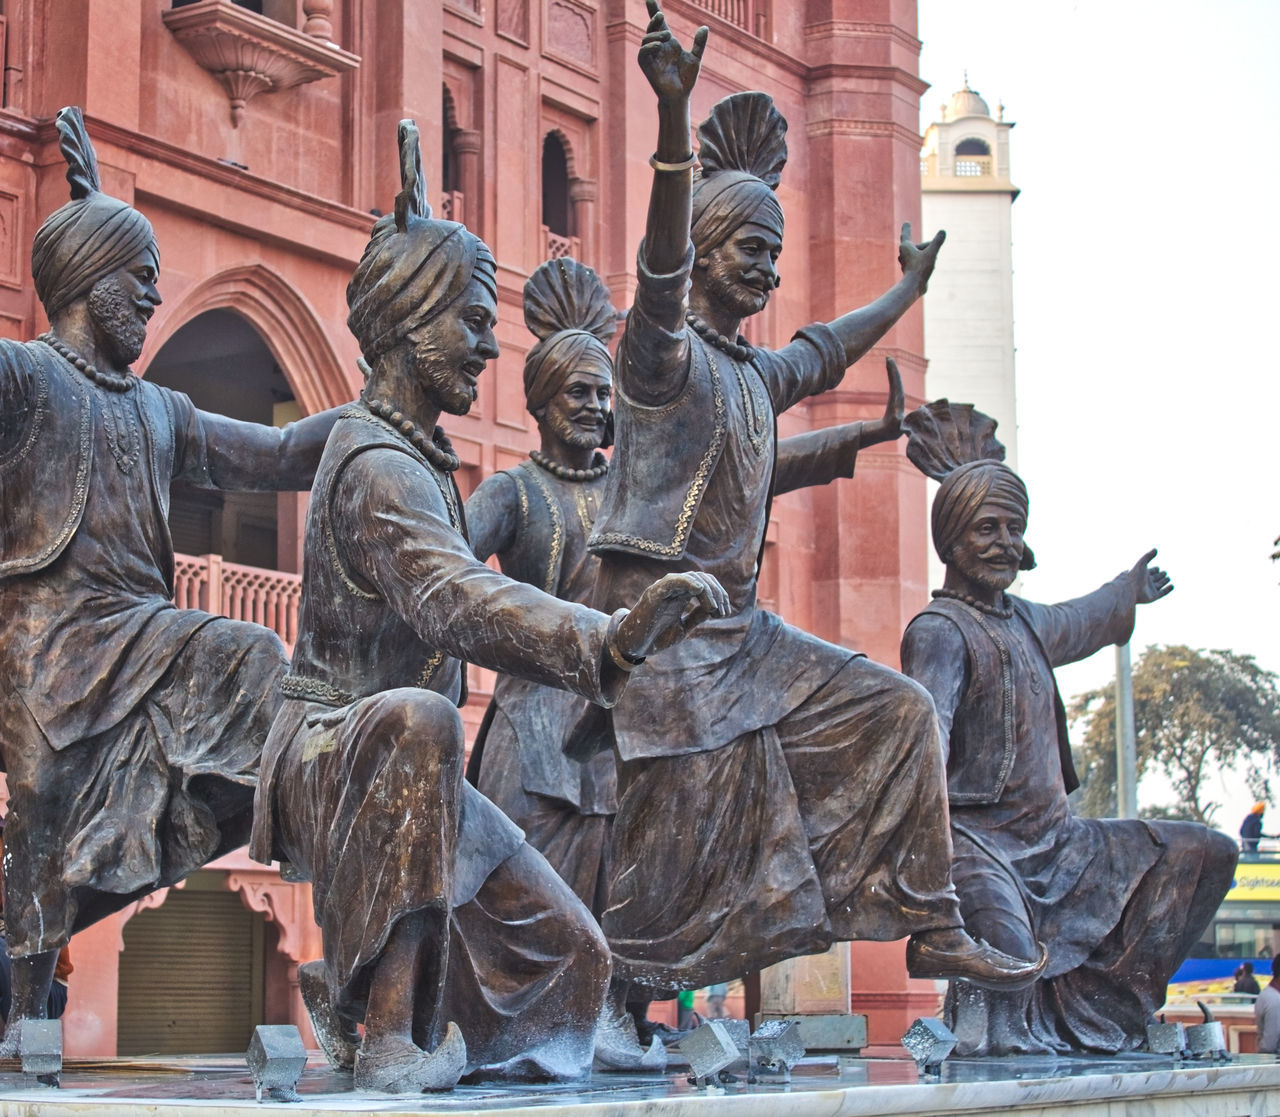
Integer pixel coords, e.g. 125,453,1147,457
173,552,301,652
439,190,465,224
543,227,581,261
687,0,768,35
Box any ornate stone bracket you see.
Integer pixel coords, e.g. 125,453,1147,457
113,880,186,951
225,868,315,963
162,0,359,128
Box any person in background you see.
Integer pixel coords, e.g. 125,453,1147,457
1241,803,1270,853
1255,955,1280,1052
1236,963,1261,996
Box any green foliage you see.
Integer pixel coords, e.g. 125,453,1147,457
1068,645,1280,825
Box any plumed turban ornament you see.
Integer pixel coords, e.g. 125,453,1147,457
347,119,497,361
691,92,787,258
903,400,1036,570
522,257,616,424
32,107,158,318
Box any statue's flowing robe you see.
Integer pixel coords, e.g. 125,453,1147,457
0,339,320,955
250,408,615,1077
465,461,616,913
901,585,1237,1054
585,246,965,990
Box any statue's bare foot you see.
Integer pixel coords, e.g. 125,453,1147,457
593,1006,667,1072
353,1023,466,1093
298,960,359,1072
906,928,1047,991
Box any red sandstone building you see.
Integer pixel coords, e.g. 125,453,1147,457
0,0,937,1054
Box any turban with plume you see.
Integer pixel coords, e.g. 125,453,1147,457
903,400,1036,570
31,107,157,319
347,120,496,361
690,93,786,258
522,257,616,418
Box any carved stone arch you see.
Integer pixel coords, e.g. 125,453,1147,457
544,126,578,180
137,263,349,415
442,80,463,133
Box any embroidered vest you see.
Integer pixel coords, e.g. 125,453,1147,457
912,596,1079,806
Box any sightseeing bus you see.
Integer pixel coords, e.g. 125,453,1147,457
1167,847,1280,996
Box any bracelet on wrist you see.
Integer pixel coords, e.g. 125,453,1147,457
649,152,698,173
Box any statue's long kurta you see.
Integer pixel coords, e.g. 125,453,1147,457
586,246,965,989
901,582,1238,1054
250,407,614,1077
465,461,616,913
0,339,328,955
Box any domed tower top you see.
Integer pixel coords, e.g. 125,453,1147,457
946,76,990,121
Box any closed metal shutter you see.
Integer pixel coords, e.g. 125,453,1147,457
116,879,265,1055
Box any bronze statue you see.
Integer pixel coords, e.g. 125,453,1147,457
465,258,913,1064
465,257,619,918
583,0,1047,1018
0,107,342,1056
899,401,1238,1055
249,121,728,1093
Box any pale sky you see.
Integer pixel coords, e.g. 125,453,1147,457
917,1,1280,823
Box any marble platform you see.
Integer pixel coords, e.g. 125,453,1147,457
0,1051,1279,1116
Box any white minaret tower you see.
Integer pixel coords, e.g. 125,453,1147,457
921,78,1020,468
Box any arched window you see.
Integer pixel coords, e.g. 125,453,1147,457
442,87,460,197
954,137,992,177
148,308,293,572
542,133,572,238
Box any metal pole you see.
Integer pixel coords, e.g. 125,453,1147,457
1115,642,1138,819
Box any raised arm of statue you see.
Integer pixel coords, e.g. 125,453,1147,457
638,0,706,279
827,224,945,369
464,471,521,563
182,404,345,492
774,358,904,494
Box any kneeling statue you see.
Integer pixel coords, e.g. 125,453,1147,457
899,402,1237,1055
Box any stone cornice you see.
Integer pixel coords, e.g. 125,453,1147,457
804,20,922,57
806,63,929,99
806,118,923,148
56,115,375,240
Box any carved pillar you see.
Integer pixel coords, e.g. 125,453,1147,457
569,177,597,267
302,0,334,40
454,128,483,233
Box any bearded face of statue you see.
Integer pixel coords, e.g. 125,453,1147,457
537,366,612,453
85,249,160,368
407,276,499,416
947,500,1027,594
698,221,781,321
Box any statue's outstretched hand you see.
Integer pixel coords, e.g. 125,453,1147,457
614,572,730,661
898,222,946,290
860,357,906,446
1129,548,1174,604
638,0,708,103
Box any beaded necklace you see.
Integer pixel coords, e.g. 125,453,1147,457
932,587,1015,619
530,449,608,482
685,312,752,363
361,397,460,473
39,333,135,392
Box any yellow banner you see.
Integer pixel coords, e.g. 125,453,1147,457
1228,862,1280,901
